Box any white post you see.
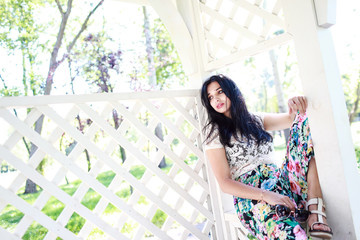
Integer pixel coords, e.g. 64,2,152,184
282,0,360,239
176,1,229,238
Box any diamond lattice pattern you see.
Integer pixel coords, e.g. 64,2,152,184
0,91,213,240
199,0,286,68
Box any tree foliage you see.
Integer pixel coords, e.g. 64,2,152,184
342,70,360,123
0,0,44,97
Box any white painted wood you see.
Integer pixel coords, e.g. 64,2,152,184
189,0,211,83
0,90,199,107
167,98,201,133
41,104,209,239
195,95,228,240
272,0,283,14
229,0,285,28
313,0,336,28
4,107,79,237
200,3,262,42
149,0,197,76
112,0,149,5
281,0,360,239
206,33,292,72
78,102,212,220
206,32,235,53
141,99,205,159
0,183,81,239
0,226,20,240
176,0,208,89
0,144,131,240
0,109,172,240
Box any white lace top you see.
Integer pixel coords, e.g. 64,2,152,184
204,113,277,180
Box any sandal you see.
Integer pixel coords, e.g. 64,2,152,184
306,198,333,239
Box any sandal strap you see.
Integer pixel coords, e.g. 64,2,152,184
310,210,327,218
310,221,332,231
307,197,327,223
306,197,326,210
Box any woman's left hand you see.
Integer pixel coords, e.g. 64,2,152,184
288,96,307,116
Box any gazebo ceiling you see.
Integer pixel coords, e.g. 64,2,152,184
116,0,292,73
197,0,290,69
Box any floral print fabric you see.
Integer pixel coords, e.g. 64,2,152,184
233,113,314,239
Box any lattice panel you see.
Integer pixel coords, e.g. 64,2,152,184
0,91,213,240
198,0,289,69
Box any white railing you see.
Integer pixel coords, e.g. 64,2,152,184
0,90,230,240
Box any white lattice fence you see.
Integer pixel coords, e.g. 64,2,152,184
0,90,215,240
195,0,291,70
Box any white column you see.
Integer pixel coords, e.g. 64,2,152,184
282,0,360,239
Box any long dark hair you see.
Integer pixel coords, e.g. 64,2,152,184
201,74,272,146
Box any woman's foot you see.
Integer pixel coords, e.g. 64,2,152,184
307,198,333,239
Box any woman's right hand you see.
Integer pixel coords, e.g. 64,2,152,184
263,190,296,210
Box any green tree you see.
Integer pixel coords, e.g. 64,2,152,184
68,31,126,167
0,0,104,193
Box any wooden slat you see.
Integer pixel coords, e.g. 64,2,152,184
36,105,209,239
142,100,205,160
229,0,285,27
0,92,215,239
110,101,208,190
0,226,21,240
272,0,283,15
205,32,292,71
76,103,213,226
0,109,169,240
206,32,235,53
0,185,81,240
200,3,262,42
0,145,130,240
167,98,200,132
0,90,199,107
12,107,80,237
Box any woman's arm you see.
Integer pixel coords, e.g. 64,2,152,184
205,147,296,209
263,96,308,131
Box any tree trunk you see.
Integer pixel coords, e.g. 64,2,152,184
142,6,157,89
349,79,360,123
24,0,103,194
155,123,166,168
269,49,290,144
142,6,166,168
24,124,43,194
113,109,127,163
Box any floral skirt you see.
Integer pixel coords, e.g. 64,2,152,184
233,114,314,240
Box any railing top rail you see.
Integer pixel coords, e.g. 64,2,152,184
0,89,200,107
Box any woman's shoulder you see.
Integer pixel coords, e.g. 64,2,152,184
252,112,265,124
203,123,223,150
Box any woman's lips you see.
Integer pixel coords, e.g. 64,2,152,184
216,103,224,109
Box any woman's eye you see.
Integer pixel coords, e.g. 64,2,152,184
208,96,213,101
218,90,223,94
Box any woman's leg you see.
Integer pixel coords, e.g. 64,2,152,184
281,113,331,233
280,113,313,206
307,157,332,233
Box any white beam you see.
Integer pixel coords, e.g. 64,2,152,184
148,0,198,76
205,33,292,72
282,0,360,239
313,0,336,28
111,0,150,5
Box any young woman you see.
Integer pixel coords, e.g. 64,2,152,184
201,75,333,239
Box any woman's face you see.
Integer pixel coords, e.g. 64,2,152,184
207,81,231,118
